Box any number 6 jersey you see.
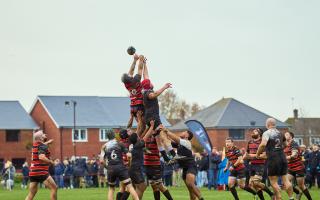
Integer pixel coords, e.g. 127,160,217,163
104,139,128,166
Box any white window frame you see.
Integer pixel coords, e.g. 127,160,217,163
99,129,109,142
229,129,246,141
294,137,303,146
310,137,320,145
72,129,88,142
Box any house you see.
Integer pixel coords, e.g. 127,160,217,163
170,97,289,150
30,96,170,160
286,109,320,146
0,101,38,170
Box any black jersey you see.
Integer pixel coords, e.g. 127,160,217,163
104,139,128,166
174,139,196,168
262,128,285,156
143,89,160,122
130,140,145,168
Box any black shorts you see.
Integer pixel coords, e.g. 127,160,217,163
249,164,265,177
129,166,145,184
288,170,305,178
230,168,246,179
107,165,129,185
267,152,288,176
146,117,162,130
145,165,162,181
131,104,144,116
182,165,198,180
29,175,49,183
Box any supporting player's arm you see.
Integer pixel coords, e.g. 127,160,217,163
128,54,139,76
142,120,155,141
256,139,267,158
163,129,180,144
148,83,172,100
233,155,243,167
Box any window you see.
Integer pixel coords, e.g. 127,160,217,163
229,129,245,140
311,137,320,145
6,130,20,142
72,129,87,142
12,158,25,170
294,137,303,146
0,159,4,170
100,129,109,142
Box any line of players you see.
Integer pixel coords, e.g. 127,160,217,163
225,118,313,200
99,54,204,200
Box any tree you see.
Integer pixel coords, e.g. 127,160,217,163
158,90,203,121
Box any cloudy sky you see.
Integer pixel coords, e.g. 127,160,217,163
0,0,319,121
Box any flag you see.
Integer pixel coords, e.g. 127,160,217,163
185,120,212,153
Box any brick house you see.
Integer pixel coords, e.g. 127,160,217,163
0,101,38,170
170,98,289,151
30,96,170,160
286,109,320,146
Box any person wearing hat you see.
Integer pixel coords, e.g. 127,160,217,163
100,129,139,200
25,130,57,200
244,128,274,200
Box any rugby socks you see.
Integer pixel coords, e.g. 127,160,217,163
303,188,312,200
257,190,265,200
167,146,176,157
116,192,123,200
162,189,174,200
159,147,170,162
153,191,160,200
243,186,257,195
263,186,274,197
121,191,130,200
230,186,239,200
293,186,300,194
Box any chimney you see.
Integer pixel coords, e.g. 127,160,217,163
293,109,298,119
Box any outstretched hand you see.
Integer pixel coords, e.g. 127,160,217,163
164,83,172,89
133,54,139,61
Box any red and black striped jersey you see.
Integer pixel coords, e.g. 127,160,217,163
144,136,160,166
125,81,143,106
29,142,50,177
247,139,265,165
119,138,130,167
284,141,304,172
225,146,245,171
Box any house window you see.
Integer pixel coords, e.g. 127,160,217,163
12,158,25,170
5,130,20,142
100,129,109,142
72,129,87,142
0,159,4,170
294,137,303,146
229,129,245,140
311,137,320,145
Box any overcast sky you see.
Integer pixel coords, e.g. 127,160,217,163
0,0,319,121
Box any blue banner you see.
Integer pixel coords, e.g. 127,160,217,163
185,120,212,153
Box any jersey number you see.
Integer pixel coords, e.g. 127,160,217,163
111,150,117,160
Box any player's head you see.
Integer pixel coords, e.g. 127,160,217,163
225,137,234,148
33,130,46,142
180,130,193,140
141,79,153,90
121,73,133,84
285,131,294,141
266,118,276,129
252,128,263,139
119,129,129,140
106,129,115,140
129,132,138,144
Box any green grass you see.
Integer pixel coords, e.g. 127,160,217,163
0,185,319,200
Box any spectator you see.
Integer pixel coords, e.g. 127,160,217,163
2,161,15,191
63,159,73,189
21,162,29,189
207,147,221,190
217,148,229,190
54,159,65,188
87,159,99,188
98,161,106,188
162,159,174,187
306,144,320,188
73,158,87,188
